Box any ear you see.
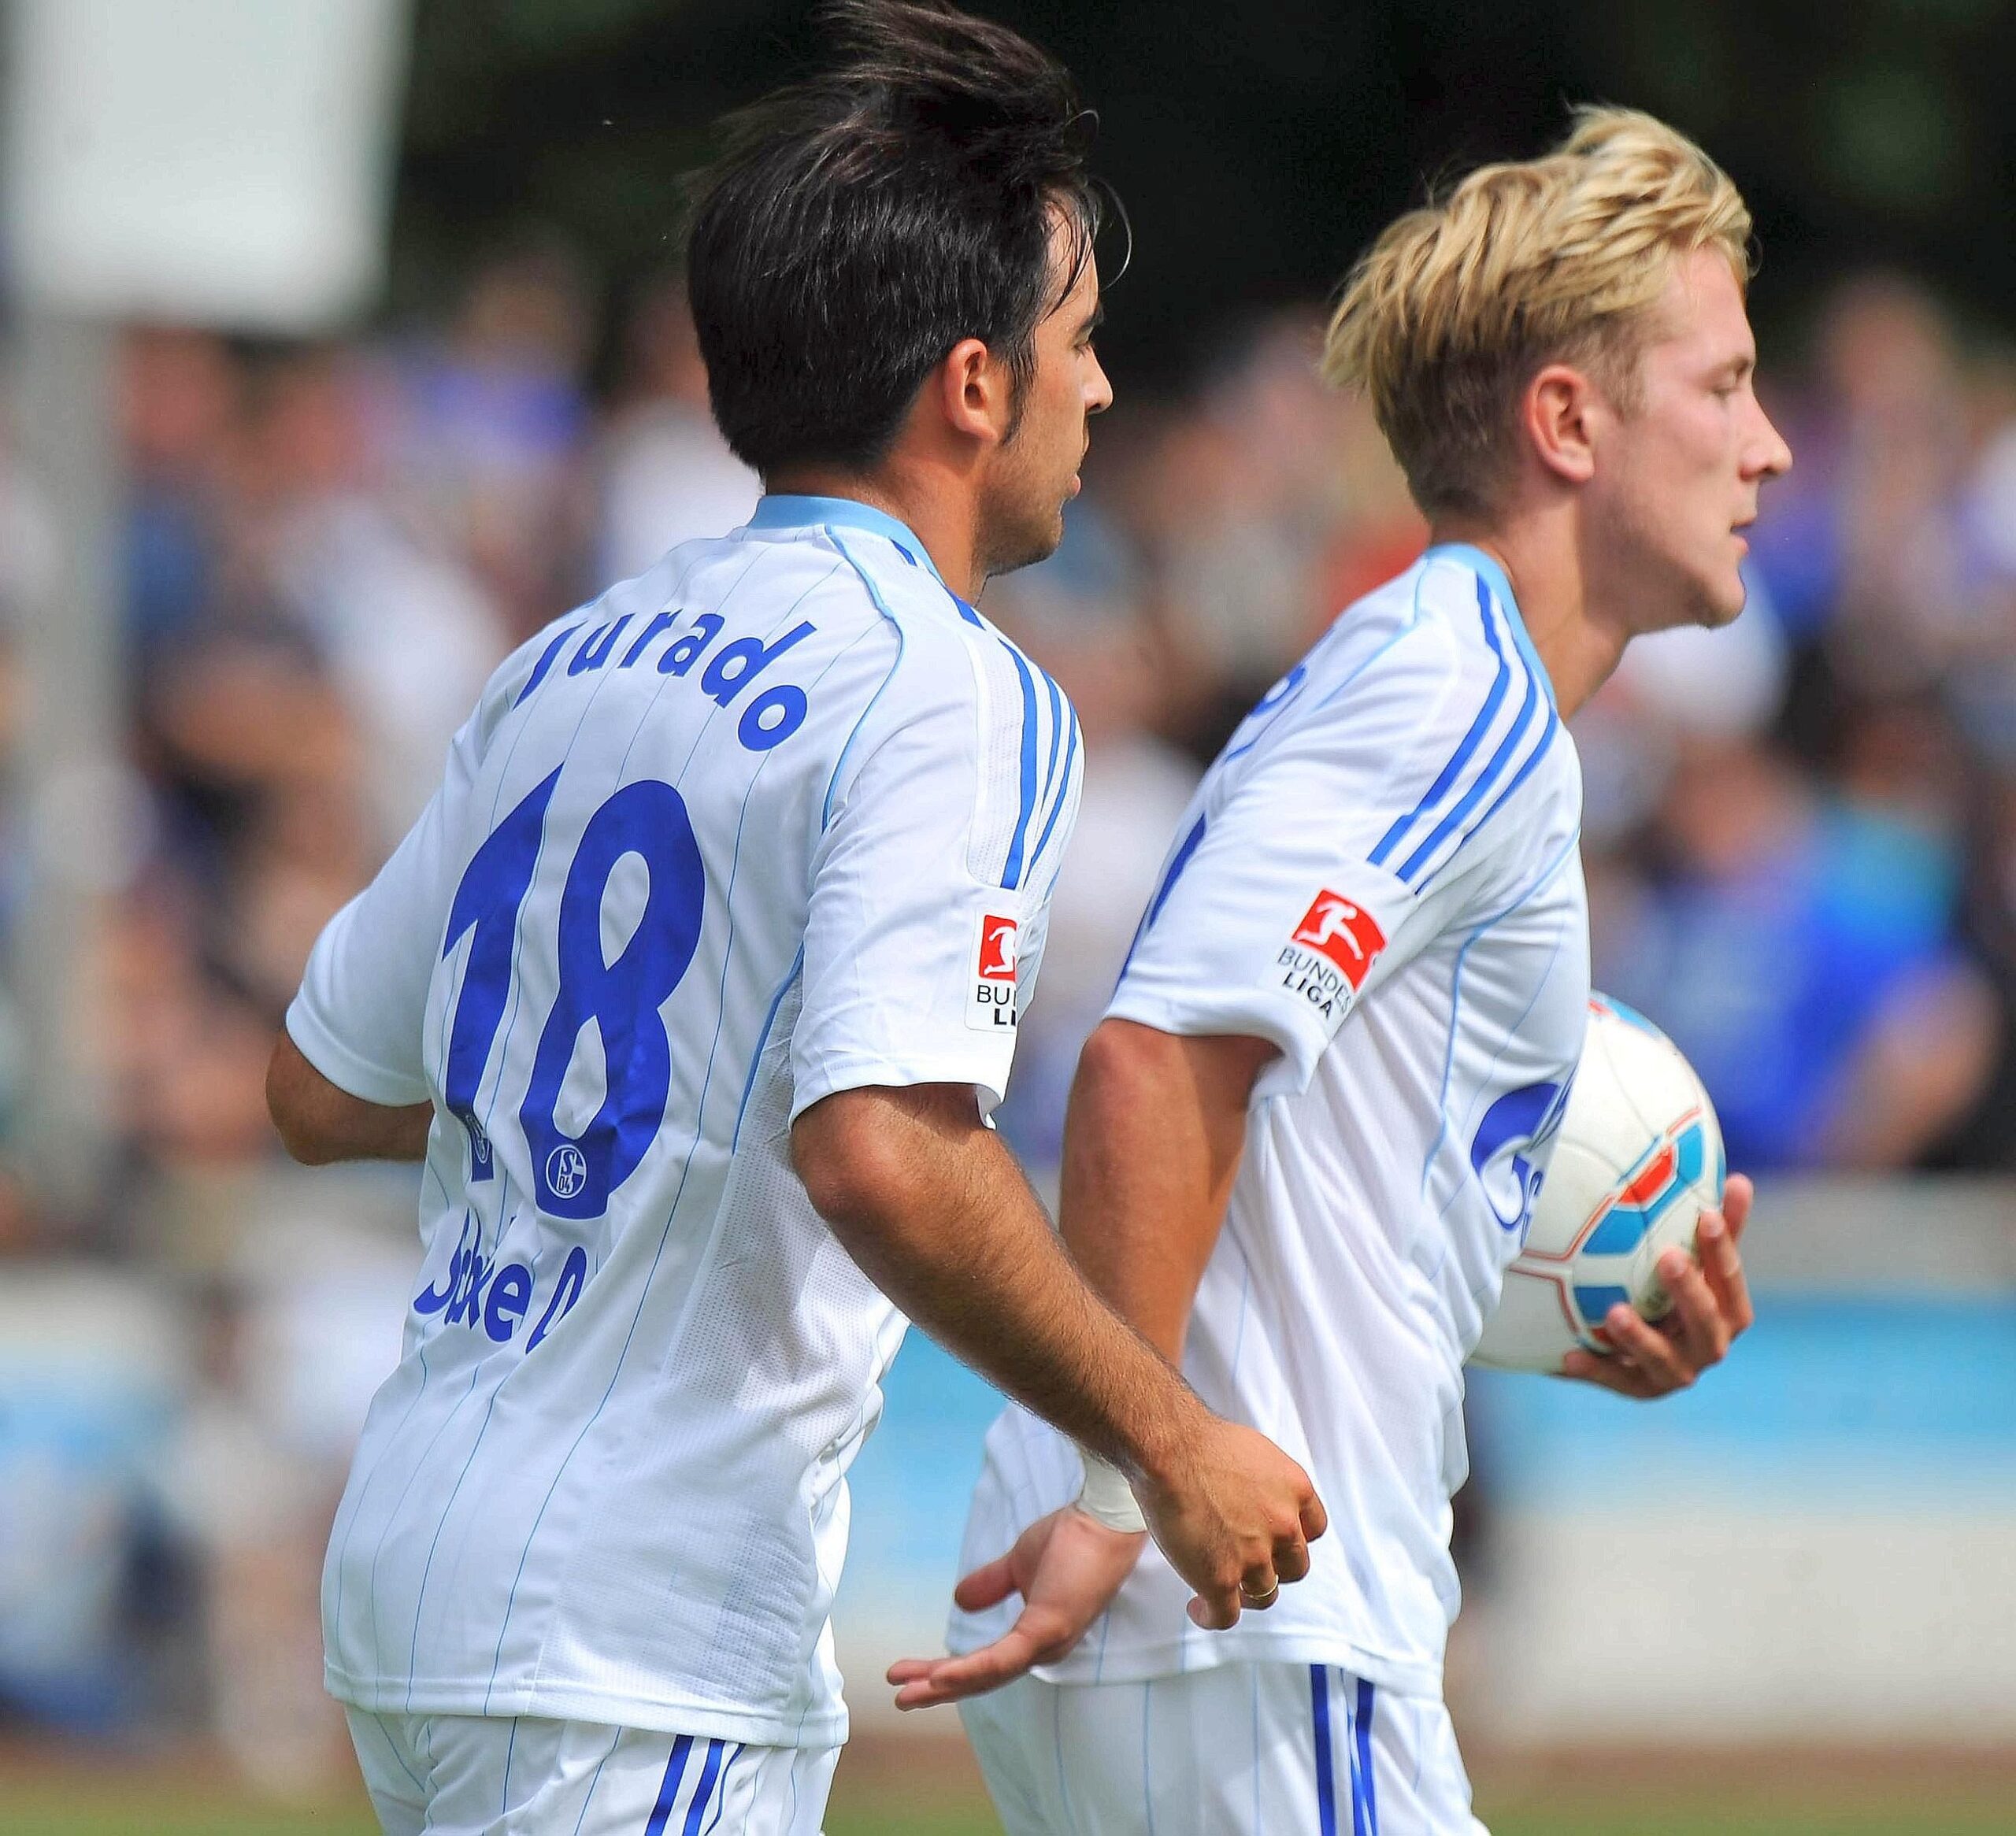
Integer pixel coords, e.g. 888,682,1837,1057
1521,361,1600,487
929,336,1014,449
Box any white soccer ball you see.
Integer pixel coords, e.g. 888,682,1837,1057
1471,993,1725,1374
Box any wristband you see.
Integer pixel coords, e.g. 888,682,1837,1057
1075,1449,1147,1534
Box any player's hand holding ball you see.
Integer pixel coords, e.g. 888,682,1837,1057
1473,994,1756,1397
1563,1172,1753,1398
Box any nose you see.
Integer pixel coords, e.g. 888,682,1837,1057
1086,348,1114,417
1747,398,1792,480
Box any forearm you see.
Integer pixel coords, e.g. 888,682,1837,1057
795,1086,1199,1481
266,1031,433,1165
1059,1020,1269,1360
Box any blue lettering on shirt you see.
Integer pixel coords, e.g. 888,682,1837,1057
513,606,816,753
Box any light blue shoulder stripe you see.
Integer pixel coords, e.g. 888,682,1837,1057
1028,706,1080,879
1117,807,1210,981
1395,615,1543,883
821,531,910,830
1419,702,1561,890
1368,576,1514,870
1039,665,1065,816
999,641,1043,891
1429,542,1554,708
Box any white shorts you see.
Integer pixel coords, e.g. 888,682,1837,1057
345,1709,839,1836
958,1661,1487,1836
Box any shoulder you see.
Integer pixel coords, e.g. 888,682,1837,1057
1215,563,1475,782
825,579,1080,894
1303,550,1546,746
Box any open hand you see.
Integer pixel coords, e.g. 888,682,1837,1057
887,1505,1145,1710
1562,1173,1755,1399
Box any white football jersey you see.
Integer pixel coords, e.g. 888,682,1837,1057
951,546,1588,1700
290,496,1081,1748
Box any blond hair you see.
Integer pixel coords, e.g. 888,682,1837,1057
1322,106,1751,519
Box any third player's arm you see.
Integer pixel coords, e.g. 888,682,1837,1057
1058,1019,1277,1360
879,1022,1288,1708
792,1078,1322,1631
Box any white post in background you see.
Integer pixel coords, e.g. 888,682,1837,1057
5,315,125,1215
2,0,411,1216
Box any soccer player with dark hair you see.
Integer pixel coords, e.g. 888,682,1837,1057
902,107,1783,1835
265,6,1321,1830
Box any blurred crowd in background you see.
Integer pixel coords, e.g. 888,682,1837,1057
0,244,2012,1786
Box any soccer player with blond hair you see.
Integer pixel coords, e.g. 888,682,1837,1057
898,106,1788,1833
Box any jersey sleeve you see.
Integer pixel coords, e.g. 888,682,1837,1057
1110,615,1536,1099
792,627,1081,1121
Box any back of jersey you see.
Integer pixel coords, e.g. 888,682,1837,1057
291,499,1080,1748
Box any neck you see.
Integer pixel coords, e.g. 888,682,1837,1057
765,460,984,601
1429,498,1629,719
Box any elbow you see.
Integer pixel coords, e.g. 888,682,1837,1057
792,1105,911,1231
268,1103,334,1169
265,1038,335,1166
791,1083,981,1234
1073,1017,1171,1107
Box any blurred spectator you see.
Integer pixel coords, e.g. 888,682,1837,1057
1933,766,2016,1168
597,270,760,583
254,350,510,844
121,328,239,682
1595,708,1996,1171
381,236,597,641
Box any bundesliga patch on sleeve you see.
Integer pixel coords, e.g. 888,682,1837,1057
1277,890,1386,1032
968,911,1020,1032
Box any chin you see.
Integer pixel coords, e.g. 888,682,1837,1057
1680,559,1749,630
992,510,1067,579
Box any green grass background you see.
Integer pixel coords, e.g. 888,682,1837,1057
0,1771,2008,1835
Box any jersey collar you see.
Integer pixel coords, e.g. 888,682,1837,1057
1427,541,1556,709
747,494,945,587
